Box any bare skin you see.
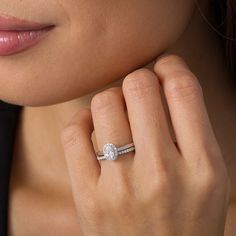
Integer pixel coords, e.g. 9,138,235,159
8,3,236,236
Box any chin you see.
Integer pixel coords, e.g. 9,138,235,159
0,53,161,107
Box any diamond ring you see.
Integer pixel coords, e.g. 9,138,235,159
96,142,135,161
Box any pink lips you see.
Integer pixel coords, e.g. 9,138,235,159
0,14,55,56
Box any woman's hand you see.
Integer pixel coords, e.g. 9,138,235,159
60,55,231,236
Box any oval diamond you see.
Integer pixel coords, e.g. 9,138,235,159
103,143,118,161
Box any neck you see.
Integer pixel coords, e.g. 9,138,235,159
12,4,236,202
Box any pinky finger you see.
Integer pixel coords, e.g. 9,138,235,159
61,109,100,194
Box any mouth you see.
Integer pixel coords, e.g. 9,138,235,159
0,14,55,56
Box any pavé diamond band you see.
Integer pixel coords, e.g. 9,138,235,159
96,142,135,161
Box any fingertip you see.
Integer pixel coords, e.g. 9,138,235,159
155,52,172,63
154,54,190,73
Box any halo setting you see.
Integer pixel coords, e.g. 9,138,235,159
103,143,118,161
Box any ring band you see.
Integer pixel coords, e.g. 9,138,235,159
96,142,135,161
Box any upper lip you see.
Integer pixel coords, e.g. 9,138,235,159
0,13,55,31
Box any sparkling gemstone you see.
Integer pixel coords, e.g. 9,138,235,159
103,143,118,161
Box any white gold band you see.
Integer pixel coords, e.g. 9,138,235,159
96,142,135,161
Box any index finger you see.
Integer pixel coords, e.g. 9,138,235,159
154,55,221,159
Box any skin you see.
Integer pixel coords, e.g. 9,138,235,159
0,0,194,106
2,0,235,235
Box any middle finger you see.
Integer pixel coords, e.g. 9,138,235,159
122,68,177,162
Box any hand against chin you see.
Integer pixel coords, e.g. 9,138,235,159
61,55,230,236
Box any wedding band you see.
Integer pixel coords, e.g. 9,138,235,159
96,142,135,161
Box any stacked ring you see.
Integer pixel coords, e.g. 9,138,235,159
96,142,135,161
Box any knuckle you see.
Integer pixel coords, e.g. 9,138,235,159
149,157,170,177
91,89,118,112
197,167,229,198
123,68,159,99
147,182,172,203
165,72,203,102
81,196,103,220
109,177,131,209
61,124,81,149
147,168,172,199
154,173,172,196
61,110,91,149
201,174,218,194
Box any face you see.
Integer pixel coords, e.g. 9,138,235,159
0,0,195,106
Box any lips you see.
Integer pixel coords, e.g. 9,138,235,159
0,14,55,56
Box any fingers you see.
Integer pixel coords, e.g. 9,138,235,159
154,55,221,159
122,68,176,160
90,87,134,172
61,109,100,193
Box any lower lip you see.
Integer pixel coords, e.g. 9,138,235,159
0,26,54,56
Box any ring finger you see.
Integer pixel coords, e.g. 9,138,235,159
91,87,134,174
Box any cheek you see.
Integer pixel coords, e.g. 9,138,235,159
0,0,195,107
